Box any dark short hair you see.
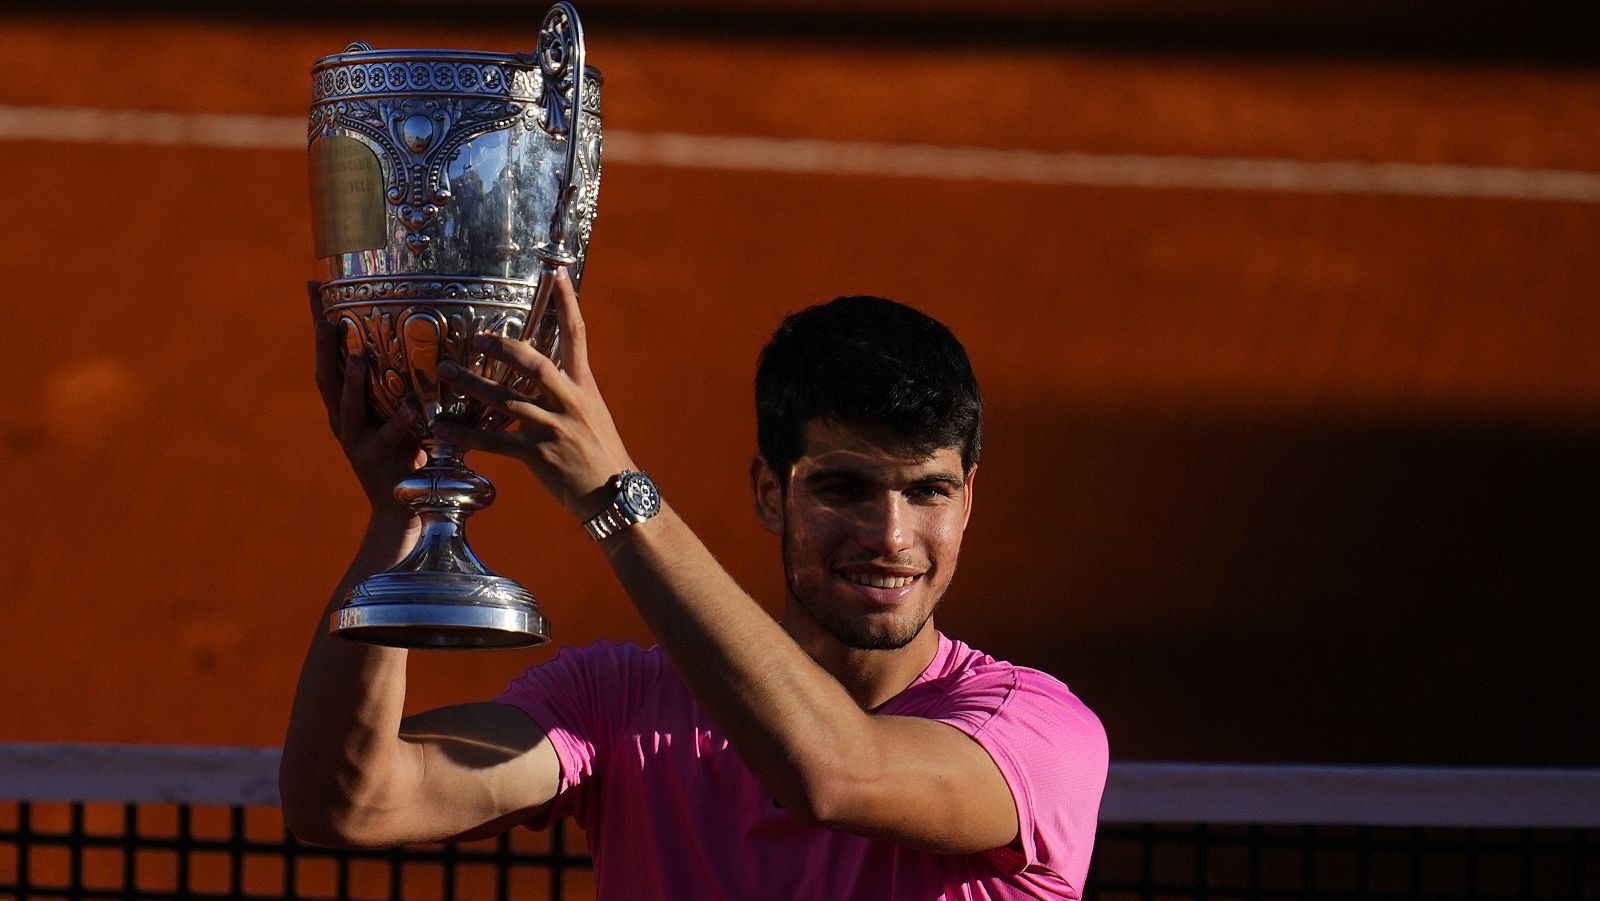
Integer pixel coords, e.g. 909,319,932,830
755,295,982,480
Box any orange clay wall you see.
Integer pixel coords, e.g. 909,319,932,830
1,11,1596,765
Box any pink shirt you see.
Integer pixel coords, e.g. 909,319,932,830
495,633,1107,900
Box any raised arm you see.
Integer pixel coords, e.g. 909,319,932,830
279,290,559,849
433,271,1021,854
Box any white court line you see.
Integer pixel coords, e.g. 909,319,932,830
0,104,299,150
3,102,1597,203
6,743,1600,827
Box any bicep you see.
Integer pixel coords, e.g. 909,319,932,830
393,702,561,844
826,716,1019,855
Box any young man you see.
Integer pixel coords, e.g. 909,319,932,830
282,272,1107,899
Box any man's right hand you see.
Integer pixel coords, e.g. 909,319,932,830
308,282,425,522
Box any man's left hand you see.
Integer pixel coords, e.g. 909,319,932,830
433,266,635,521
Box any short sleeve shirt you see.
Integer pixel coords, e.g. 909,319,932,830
494,632,1107,900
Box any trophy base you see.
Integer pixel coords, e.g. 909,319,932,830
332,572,549,649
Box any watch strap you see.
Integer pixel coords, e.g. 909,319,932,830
582,470,660,540
583,504,633,541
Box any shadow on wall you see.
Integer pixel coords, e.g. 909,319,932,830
948,400,1600,768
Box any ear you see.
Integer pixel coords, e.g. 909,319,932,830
960,465,977,532
750,454,785,535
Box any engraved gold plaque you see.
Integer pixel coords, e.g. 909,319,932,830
310,135,386,258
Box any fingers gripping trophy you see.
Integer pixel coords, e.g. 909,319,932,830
306,3,601,648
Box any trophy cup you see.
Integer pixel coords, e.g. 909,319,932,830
307,2,601,648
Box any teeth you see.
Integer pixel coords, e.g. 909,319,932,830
844,572,915,589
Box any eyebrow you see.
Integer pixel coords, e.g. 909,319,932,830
799,468,866,487
800,468,965,490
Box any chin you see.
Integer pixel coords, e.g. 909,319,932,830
786,569,946,653
841,629,918,652
826,607,935,652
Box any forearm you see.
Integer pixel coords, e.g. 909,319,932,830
599,505,874,820
280,513,421,843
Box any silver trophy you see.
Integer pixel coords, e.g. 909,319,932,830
307,2,601,648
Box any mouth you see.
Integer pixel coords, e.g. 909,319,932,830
837,568,923,604
841,571,917,590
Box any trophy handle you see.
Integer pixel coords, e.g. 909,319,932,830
532,1,587,269
515,0,592,368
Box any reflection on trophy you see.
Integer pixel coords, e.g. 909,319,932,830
307,2,601,648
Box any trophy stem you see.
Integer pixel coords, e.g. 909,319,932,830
330,441,549,649
390,441,495,576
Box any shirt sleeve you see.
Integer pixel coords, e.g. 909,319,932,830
492,640,661,830
928,666,1109,891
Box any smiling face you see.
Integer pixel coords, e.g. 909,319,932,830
754,419,975,653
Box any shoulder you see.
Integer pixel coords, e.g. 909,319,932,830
497,640,666,708
916,637,1106,753
973,662,1108,781
923,637,1108,885
915,636,1109,819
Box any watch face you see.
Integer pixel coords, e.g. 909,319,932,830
620,471,661,520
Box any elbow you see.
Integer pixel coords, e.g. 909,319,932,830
776,724,889,831
279,766,400,850
279,759,340,847
807,788,869,834
783,761,873,832
281,803,346,849
281,797,397,850
279,778,357,848
278,760,328,844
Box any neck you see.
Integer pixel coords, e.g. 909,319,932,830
782,612,941,711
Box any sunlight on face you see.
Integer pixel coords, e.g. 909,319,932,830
774,420,974,652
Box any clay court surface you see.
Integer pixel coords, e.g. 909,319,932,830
1,10,1596,764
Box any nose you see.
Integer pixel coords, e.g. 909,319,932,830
858,493,914,557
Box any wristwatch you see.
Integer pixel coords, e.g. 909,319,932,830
582,470,662,540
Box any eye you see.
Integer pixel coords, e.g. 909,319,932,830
905,484,955,504
814,481,869,502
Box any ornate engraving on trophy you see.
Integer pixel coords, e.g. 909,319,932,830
310,136,386,257
330,298,532,430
